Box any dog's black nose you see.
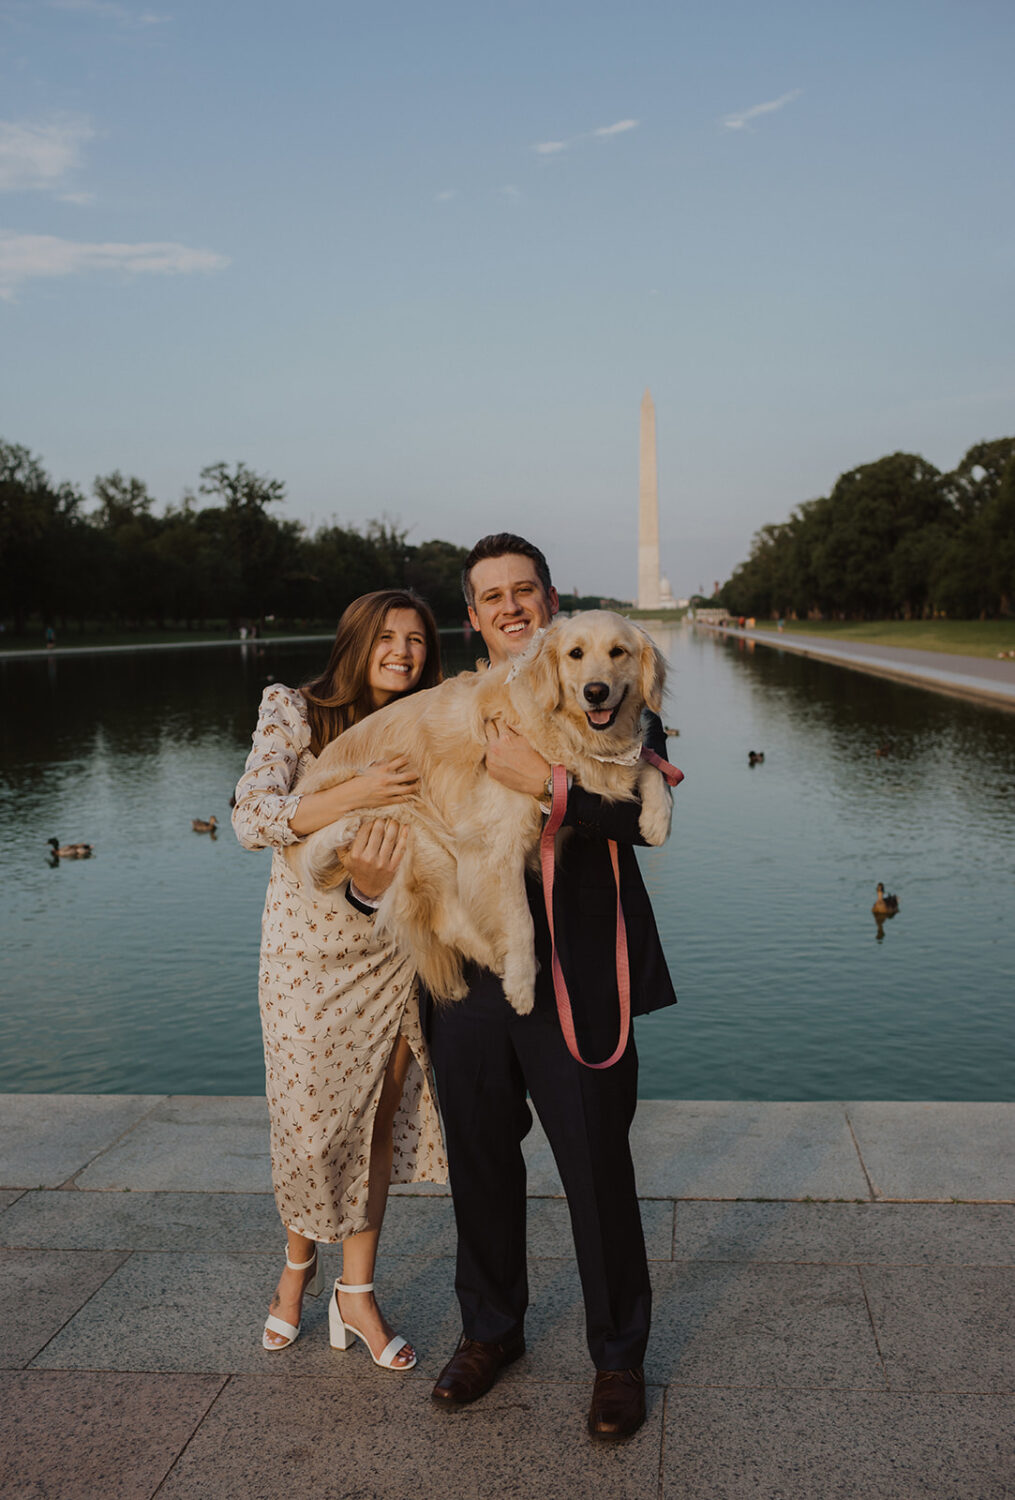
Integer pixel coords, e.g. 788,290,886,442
584,681,610,705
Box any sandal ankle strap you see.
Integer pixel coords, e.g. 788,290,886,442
335,1280,374,1294
285,1247,318,1272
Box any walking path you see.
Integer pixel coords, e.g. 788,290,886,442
2,1095,1012,1498
698,623,1015,710
0,633,334,662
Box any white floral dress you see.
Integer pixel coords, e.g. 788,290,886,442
232,683,446,1243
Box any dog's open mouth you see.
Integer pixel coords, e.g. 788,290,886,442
585,686,628,732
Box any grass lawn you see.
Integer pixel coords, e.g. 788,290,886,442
750,618,1015,659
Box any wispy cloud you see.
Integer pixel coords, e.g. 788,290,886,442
49,0,169,25
0,117,95,193
592,119,638,138
434,188,459,202
0,231,229,299
533,119,639,155
499,184,521,200
722,91,801,132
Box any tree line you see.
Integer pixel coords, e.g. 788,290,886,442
0,441,473,635
719,438,1015,620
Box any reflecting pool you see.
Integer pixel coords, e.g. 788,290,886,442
1,626,1012,1098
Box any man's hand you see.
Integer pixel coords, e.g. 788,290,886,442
484,719,551,798
344,818,409,900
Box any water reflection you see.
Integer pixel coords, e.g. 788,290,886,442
2,627,1014,1099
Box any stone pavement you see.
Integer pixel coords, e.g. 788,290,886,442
1,1096,1012,1499
698,623,1015,711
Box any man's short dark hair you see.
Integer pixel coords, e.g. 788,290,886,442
461,533,554,609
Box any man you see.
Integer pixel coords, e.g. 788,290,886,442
427,533,677,1439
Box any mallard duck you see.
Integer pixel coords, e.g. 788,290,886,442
872,882,899,917
48,838,93,858
748,750,765,765
192,816,218,834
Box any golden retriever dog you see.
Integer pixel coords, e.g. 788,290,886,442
287,611,672,1015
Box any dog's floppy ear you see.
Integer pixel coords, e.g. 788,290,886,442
522,628,563,713
637,631,666,714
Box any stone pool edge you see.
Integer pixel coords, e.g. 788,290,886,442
1,1095,1011,1203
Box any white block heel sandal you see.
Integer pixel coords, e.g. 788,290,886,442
261,1246,324,1350
329,1280,417,1370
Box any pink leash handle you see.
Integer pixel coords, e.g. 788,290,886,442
539,750,684,1070
640,745,685,787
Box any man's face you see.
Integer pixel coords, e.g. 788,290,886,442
467,553,559,664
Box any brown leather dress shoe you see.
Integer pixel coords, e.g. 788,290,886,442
431,1334,525,1406
587,1367,646,1440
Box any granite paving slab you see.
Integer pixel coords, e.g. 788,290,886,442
0,1190,282,1252
672,1201,1015,1266
0,1094,162,1189
847,1102,1015,1201
0,1248,128,1368
650,1261,885,1390
156,1374,665,1500
860,1265,1015,1391
73,1096,273,1192
662,1388,1015,1499
0,1370,225,1500
528,1100,869,1201
0,1190,24,1212
383,1193,674,1261
29,1250,462,1377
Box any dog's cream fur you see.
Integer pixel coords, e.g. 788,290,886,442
287,611,672,1015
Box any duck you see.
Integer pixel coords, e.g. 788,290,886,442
872,882,899,918
748,750,765,766
875,742,894,758
48,838,93,858
192,816,218,834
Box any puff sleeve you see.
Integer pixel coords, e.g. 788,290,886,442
231,683,312,850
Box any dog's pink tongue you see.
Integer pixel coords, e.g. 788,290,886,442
587,708,613,726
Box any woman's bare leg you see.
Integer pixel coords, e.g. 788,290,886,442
263,1226,319,1348
336,1034,414,1365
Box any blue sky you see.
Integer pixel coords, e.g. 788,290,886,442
2,0,1013,599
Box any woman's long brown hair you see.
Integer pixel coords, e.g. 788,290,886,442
301,589,442,755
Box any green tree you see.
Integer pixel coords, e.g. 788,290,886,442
198,462,298,624
405,538,470,622
0,441,86,632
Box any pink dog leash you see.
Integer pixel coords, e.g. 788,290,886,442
539,748,684,1069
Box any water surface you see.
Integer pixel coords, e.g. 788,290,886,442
1,627,1012,1098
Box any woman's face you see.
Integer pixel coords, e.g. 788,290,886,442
367,608,428,707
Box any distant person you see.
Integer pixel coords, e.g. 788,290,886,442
233,590,447,1366
427,534,677,1440
45,624,55,649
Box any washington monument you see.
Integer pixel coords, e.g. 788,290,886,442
638,389,675,610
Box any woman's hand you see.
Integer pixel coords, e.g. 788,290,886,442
344,818,410,900
288,756,418,836
353,755,419,809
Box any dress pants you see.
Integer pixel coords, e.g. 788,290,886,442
427,967,651,1371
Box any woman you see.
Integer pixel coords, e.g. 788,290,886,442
232,590,447,1370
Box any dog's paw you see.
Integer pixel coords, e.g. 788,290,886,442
638,797,672,847
329,815,362,849
504,986,535,1016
